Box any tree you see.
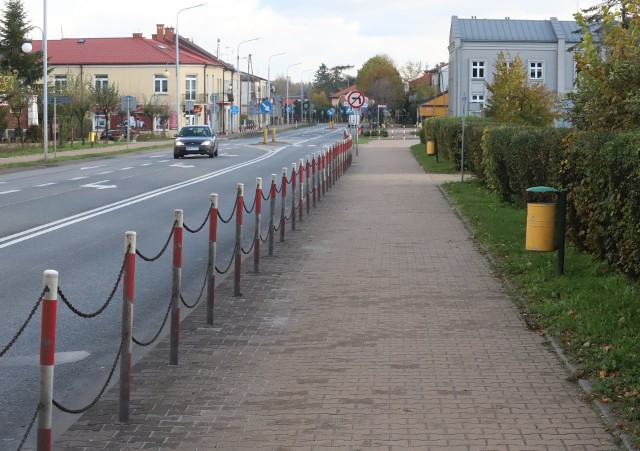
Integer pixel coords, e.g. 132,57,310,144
140,94,168,134
357,55,405,110
0,0,44,87
399,61,424,84
313,63,354,99
566,2,640,130
62,72,94,144
485,52,558,126
93,83,120,138
5,78,30,145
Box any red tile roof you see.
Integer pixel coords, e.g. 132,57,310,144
330,85,359,99
28,36,224,66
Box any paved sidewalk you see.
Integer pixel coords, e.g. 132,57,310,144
54,140,619,450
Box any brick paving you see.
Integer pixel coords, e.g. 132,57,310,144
54,139,620,450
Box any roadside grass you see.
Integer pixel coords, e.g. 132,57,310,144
442,178,640,445
410,143,456,174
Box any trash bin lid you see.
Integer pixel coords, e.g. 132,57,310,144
526,186,560,193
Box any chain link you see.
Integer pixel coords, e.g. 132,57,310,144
0,287,46,358
215,243,237,275
243,196,256,214
180,264,209,309
261,190,271,201
241,239,255,255
136,222,176,262
275,184,283,194
17,402,42,451
53,339,123,415
184,204,212,234
132,299,172,347
218,199,237,224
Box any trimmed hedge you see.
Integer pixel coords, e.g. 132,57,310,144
421,117,640,278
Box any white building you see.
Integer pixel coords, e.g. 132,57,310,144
448,16,582,116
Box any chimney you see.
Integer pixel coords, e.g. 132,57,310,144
165,27,175,43
153,24,165,41
132,32,143,38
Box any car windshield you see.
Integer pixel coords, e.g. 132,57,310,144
179,127,211,137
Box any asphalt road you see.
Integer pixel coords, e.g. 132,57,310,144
0,124,347,449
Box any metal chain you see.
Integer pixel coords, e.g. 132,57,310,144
285,212,292,221
215,243,237,275
52,339,123,415
273,222,281,232
275,184,283,194
243,196,256,214
218,200,237,224
0,287,46,358
17,402,42,451
184,204,212,234
260,231,270,243
261,190,271,201
136,222,176,262
241,239,255,255
56,248,127,318
132,300,172,347
180,264,208,309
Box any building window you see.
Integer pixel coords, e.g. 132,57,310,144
470,94,485,112
185,75,197,101
471,61,485,79
154,75,168,94
54,75,67,93
95,75,108,91
530,61,544,80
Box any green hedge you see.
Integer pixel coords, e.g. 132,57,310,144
561,131,640,277
422,116,640,278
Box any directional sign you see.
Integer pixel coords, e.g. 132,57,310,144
327,108,335,116
48,95,71,104
231,105,239,115
286,106,292,113
260,100,272,113
347,90,365,108
210,93,220,103
345,106,354,115
81,180,117,190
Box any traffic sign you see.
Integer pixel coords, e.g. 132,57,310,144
231,105,239,115
327,108,335,116
210,93,219,103
347,90,365,108
48,95,71,104
120,95,137,112
260,100,272,113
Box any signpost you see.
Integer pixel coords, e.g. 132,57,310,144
121,96,137,148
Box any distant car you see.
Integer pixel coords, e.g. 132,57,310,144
173,125,218,159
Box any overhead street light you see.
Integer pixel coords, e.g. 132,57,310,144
235,37,260,132
285,62,301,125
176,3,206,132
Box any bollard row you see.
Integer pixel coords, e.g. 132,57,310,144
6,136,354,451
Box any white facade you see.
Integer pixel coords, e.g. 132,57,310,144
448,16,581,116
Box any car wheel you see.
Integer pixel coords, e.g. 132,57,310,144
208,150,214,158
214,145,219,157
173,152,180,159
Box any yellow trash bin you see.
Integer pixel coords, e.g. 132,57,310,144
89,131,95,142
426,139,435,156
525,202,557,251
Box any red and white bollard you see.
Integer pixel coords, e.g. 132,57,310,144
37,269,58,451
170,210,183,365
280,167,287,242
306,155,311,214
207,194,218,325
312,154,317,208
268,174,276,255
254,177,262,273
291,163,297,231
234,184,243,297
298,158,304,221
119,231,136,422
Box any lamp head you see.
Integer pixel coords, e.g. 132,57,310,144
21,41,33,53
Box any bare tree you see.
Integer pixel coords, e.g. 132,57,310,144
399,61,424,83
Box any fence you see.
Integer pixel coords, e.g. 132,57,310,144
0,136,353,451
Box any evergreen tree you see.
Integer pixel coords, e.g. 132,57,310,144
0,0,43,87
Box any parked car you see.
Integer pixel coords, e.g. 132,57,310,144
173,125,218,159
100,128,138,142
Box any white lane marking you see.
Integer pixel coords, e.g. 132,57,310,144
35,182,57,187
219,153,237,157
97,171,113,175
140,163,152,166
0,181,5,184
80,165,106,170
119,167,134,171
159,160,170,163
170,163,195,168
0,145,289,248
0,190,20,195
80,180,117,190
149,155,165,159
69,176,88,181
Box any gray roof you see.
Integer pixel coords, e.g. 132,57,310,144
451,16,582,43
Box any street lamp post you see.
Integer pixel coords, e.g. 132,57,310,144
236,37,260,132
285,62,301,125
267,52,285,126
300,69,313,123
176,3,206,132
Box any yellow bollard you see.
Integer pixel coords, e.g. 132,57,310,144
272,128,277,142
263,128,268,144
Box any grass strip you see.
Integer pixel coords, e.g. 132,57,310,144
441,178,640,446
410,143,456,174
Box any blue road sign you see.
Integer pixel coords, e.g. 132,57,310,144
286,106,292,113
231,105,239,115
260,101,272,113
327,108,335,116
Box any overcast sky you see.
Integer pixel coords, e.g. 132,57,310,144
19,0,600,80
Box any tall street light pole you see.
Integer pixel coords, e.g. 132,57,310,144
285,62,301,125
267,52,285,126
300,68,313,123
176,3,206,132
22,22,46,161
236,37,260,132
